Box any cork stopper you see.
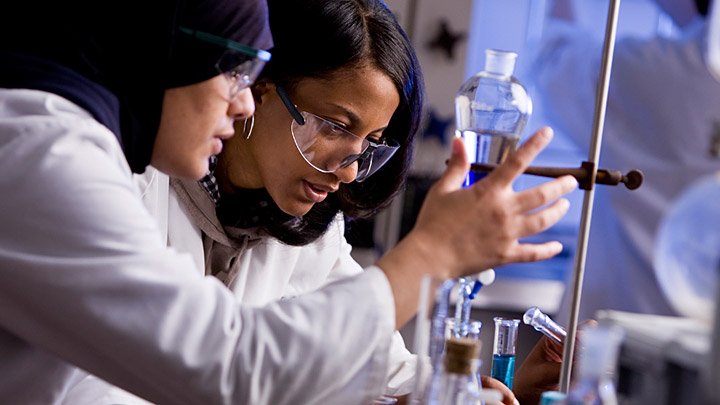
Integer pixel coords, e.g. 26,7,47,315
443,337,481,375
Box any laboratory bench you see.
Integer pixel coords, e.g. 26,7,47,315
598,310,714,404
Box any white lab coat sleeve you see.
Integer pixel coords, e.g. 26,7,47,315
323,216,370,283
326,217,419,397
382,333,420,396
61,169,193,405
0,98,395,404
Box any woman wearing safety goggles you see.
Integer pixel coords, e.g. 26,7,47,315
160,0,427,396
133,0,575,403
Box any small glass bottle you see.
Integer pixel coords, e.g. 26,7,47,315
445,317,483,397
454,48,532,187
425,337,482,405
490,317,520,389
566,325,625,405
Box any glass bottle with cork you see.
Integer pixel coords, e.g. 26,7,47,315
424,337,482,405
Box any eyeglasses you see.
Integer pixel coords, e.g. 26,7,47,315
179,27,271,99
276,85,399,183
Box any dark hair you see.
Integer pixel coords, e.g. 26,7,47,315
696,0,711,16
1,0,271,174
226,0,425,246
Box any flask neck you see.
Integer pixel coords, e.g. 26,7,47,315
444,358,474,375
484,49,517,77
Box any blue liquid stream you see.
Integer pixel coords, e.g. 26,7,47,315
491,354,516,389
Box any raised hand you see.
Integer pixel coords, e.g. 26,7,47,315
409,126,576,276
379,127,578,327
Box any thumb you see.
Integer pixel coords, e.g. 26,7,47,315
435,137,470,193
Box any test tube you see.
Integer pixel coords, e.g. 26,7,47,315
491,317,520,389
523,306,567,344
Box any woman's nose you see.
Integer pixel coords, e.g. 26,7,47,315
334,161,358,184
229,87,255,120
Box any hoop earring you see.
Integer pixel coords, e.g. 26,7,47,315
243,115,255,140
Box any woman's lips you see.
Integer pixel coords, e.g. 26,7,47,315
212,132,233,155
303,180,332,203
211,137,224,155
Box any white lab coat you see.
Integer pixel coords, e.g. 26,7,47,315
0,88,396,404
532,18,720,322
147,171,417,394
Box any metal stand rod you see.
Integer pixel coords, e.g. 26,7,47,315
559,0,622,393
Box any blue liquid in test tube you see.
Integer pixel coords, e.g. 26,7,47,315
491,354,516,388
491,317,520,389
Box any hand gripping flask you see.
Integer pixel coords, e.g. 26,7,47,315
455,49,532,187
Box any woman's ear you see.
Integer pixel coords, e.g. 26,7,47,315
251,80,275,106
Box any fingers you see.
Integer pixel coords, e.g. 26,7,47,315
504,240,565,263
515,175,578,213
483,127,554,187
543,335,565,363
479,375,517,405
521,197,572,235
434,137,470,193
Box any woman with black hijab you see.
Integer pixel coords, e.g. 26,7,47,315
0,0,275,402
0,0,577,404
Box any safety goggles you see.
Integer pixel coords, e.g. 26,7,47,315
276,85,399,183
179,27,271,99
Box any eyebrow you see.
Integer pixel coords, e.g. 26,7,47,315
327,103,390,137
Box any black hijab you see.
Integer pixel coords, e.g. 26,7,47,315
0,0,272,173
